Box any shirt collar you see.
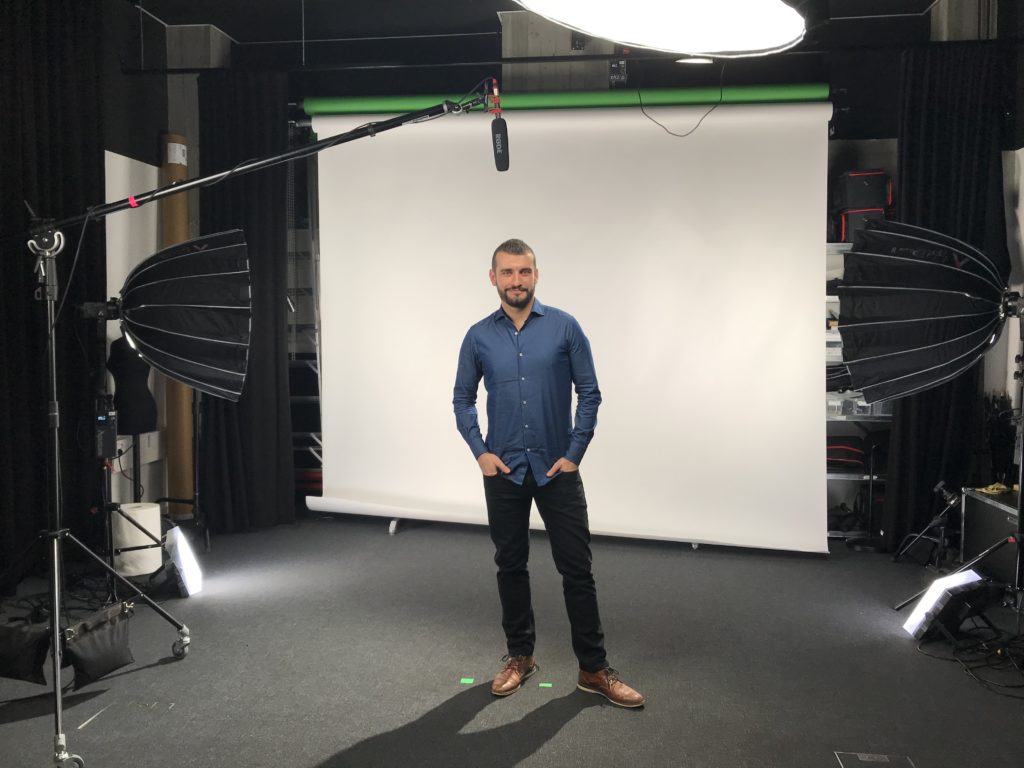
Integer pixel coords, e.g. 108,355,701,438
492,298,546,324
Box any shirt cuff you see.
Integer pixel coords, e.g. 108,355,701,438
565,444,587,465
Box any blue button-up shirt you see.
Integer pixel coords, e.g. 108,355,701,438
453,299,601,486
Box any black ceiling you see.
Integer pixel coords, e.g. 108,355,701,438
139,0,514,41
131,1,1010,140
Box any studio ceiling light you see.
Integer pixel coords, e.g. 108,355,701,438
513,1,806,57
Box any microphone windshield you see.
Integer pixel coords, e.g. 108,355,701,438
491,117,509,172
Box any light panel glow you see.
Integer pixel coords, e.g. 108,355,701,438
165,525,203,596
513,1,806,57
902,569,982,638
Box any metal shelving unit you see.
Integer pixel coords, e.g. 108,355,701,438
286,144,322,502
827,241,890,542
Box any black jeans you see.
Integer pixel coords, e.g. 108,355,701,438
482,469,607,673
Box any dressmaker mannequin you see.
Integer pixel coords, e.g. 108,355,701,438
106,335,157,501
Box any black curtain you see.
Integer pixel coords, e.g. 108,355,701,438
0,1,107,588
879,44,1011,551
197,72,295,533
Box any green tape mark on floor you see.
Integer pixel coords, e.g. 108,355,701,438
459,677,475,685
538,682,553,688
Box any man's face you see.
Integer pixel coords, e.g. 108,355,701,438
490,251,538,310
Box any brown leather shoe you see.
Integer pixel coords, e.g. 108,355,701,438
577,667,645,708
491,655,538,696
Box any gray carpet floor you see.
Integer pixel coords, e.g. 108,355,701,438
2,514,1022,768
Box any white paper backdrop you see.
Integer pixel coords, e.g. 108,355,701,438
309,101,830,552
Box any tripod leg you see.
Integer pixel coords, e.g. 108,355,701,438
63,532,191,658
893,527,934,563
112,505,163,546
48,536,83,767
48,535,65,757
934,525,948,569
104,491,119,606
893,534,1013,611
893,499,956,564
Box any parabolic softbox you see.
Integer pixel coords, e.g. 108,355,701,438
118,229,251,401
826,220,1012,403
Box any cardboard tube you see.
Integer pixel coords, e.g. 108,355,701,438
161,133,195,521
112,503,163,576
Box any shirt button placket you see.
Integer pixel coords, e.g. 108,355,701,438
516,329,529,451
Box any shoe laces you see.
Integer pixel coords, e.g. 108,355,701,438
603,667,621,685
500,654,529,671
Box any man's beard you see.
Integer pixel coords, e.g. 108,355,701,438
501,286,533,309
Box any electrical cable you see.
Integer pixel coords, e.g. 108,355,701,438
50,207,96,333
916,617,1024,699
454,78,492,108
115,444,145,499
198,155,260,191
637,60,726,138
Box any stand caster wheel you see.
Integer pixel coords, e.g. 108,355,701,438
172,640,189,658
58,755,84,767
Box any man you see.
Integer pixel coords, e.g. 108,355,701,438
452,238,644,708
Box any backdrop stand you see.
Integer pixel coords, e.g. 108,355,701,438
846,445,884,552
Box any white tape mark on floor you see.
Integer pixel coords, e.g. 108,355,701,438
834,752,917,768
77,704,113,730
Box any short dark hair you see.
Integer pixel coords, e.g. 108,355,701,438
492,238,535,270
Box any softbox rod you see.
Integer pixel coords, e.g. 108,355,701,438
39,96,484,235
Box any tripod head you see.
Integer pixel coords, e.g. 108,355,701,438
24,201,63,257
933,480,959,507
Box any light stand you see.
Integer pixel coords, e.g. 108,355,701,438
1,222,191,768
31,225,80,768
892,480,959,568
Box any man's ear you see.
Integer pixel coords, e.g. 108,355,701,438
489,269,497,286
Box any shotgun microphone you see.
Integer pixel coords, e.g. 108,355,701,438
488,79,509,172
491,117,509,172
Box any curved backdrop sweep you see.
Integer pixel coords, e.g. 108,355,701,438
309,100,831,553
